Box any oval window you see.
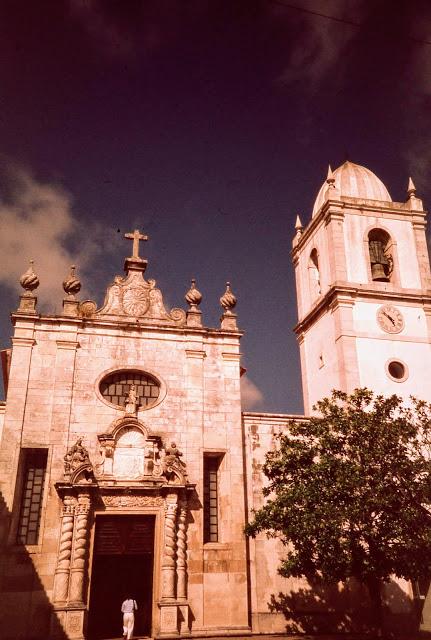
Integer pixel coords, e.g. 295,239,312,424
386,360,408,383
99,370,160,409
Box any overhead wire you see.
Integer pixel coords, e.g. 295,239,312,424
267,0,431,46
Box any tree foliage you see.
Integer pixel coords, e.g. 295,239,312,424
245,389,431,591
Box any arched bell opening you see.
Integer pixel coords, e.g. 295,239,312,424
368,228,393,282
308,248,321,301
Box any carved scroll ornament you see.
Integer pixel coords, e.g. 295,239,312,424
95,270,186,326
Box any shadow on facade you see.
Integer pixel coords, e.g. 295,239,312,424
270,578,422,637
0,489,68,640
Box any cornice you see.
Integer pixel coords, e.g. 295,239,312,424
291,197,428,259
242,412,309,423
185,349,207,359
11,337,36,347
294,282,431,335
10,313,243,340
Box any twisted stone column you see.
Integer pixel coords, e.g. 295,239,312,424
69,492,91,605
52,495,75,605
176,500,188,601
162,494,178,600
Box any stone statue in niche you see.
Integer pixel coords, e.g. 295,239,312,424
144,440,163,477
64,437,93,483
125,384,139,415
64,438,89,473
96,437,115,476
163,442,187,484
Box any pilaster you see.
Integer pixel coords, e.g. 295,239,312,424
324,204,347,282
330,294,360,393
50,336,79,473
412,214,431,290
0,330,36,508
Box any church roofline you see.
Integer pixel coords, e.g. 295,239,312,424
242,411,308,422
10,311,244,339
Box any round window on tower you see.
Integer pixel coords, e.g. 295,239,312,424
385,359,408,383
98,369,163,410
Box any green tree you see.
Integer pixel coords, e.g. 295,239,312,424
245,388,431,635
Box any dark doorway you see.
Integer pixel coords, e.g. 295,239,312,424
88,514,155,639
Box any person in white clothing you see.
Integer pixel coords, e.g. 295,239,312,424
121,596,137,640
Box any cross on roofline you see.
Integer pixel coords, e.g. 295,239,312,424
124,228,148,258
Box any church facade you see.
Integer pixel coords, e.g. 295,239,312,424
0,162,430,639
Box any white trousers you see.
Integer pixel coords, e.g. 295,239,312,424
123,611,134,639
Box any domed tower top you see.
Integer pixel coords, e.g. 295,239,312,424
312,160,392,217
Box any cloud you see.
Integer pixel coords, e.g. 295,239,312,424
274,0,368,91
68,0,134,58
404,8,431,187
0,161,100,310
241,375,264,410
68,0,209,59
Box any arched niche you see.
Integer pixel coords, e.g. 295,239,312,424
367,228,397,283
113,426,147,478
96,417,163,481
308,248,321,301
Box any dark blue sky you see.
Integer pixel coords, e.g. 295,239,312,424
0,0,430,413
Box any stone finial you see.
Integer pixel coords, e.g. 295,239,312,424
62,265,81,317
220,282,237,313
185,279,202,309
326,164,335,187
295,215,303,234
405,176,423,211
185,278,203,327
323,164,340,208
407,176,416,199
220,282,238,330
20,260,39,294
292,215,304,249
63,265,81,298
18,260,39,313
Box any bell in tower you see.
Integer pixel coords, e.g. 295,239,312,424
369,239,391,282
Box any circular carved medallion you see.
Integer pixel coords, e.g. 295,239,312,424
122,286,150,316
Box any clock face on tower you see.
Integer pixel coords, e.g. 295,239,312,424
376,304,405,333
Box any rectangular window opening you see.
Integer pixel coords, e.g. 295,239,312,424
16,449,48,545
203,454,223,543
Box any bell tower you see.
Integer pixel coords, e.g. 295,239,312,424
292,161,431,414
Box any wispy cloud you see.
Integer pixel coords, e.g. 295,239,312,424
0,161,101,309
404,9,431,188
241,375,264,410
68,0,209,59
68,0,134,58
273,0,368,91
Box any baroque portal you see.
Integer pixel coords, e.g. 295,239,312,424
52,419,192,640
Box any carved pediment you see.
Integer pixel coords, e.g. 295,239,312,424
95,417,188,486
93,270,186,326
77,227,187,326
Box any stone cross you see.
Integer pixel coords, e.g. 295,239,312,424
124,228,148,258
